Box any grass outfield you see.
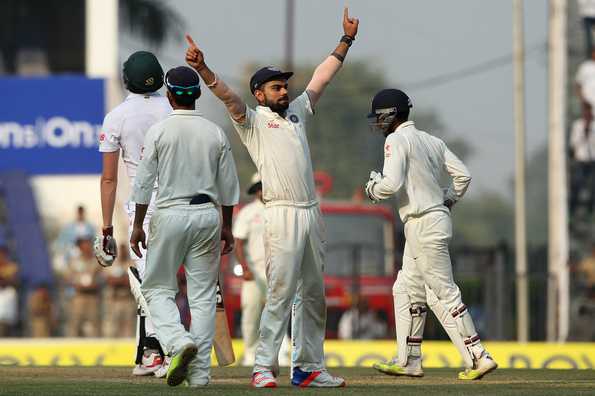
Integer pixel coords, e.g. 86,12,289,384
0,367,593,395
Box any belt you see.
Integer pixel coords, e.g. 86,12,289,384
189,194,212,205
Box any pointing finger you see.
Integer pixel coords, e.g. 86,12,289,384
343,7,348,21
185,34,197,48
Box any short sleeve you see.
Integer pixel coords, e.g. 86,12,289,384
232,206,250,240
98,112,121,153
289,91,314,120
230,105,257,145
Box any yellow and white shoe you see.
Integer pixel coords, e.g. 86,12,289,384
372,357,424,377
458,354,498,380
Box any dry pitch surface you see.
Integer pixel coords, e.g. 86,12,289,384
0,367,593,395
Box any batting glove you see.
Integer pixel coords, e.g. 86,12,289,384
365,171,382,203
94,226,117,267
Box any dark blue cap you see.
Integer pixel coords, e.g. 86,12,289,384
249,66,293,94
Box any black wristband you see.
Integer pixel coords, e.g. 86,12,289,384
340,35,354,47
331,52,345,63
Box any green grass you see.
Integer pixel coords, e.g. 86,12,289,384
0,367,593,395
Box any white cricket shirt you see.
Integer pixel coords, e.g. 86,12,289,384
233,199,266,276
576,60,595,106
99,92,172,192
231,92,317,206
131,110,240,209
371,121,471,223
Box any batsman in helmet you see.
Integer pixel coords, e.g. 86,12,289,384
365,89,498,380
95,51,171,377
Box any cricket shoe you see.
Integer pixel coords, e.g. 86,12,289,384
458,353,498,380
291,367,346,388
131,350,163,376
154,355,171,379
251,370,277,388
166,344,198,387
372,357,424,377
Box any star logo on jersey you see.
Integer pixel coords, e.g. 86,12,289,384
384,144,391,158
289,114,299,123
267,122,280,129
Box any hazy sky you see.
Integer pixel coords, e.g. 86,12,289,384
122,0,551,194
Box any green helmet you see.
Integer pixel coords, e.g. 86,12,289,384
122,51,164,94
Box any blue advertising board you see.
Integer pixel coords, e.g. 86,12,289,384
0,76,104,174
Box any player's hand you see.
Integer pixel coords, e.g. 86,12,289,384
130,227,147,259
94,226,117,267
221,227,234,256
185,34,206,71
243,268,254,281
343,7,359,39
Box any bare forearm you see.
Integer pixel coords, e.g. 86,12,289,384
234,239,249,270
133,204,148,228
195,64,246,122
221,205,234,229
100,176,117,227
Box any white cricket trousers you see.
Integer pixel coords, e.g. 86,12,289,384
254,204,327,374
241,276,266,366
401,210,463,310
141,203,221,385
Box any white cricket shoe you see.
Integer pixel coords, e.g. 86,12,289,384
458,353,498,380
251,370,277,388
291,367,346,388
154,355,171,378
131,350,163,376
372,356,424,377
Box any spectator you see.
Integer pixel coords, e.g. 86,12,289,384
102,244,135,338
569,102,595,215
338,297,387,340
54,205,96,269
0,241,18,336
64,236,102,337
576,48,595,107
579,0,595,58
28,284,54,337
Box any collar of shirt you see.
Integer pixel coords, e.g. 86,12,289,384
170,109,202,116
395,120,415,132
125,92,162,101
256,105,287,120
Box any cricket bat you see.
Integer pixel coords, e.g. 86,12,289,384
213,279,235,366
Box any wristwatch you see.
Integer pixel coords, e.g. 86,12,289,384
341,35,355,47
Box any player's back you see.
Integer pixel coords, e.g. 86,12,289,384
100,92,171,185
148,110,231,208
392,121,450,220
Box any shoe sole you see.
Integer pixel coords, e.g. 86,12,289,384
373,366,424,378
167,345,198,387
252,382,277,388
459,362,498,381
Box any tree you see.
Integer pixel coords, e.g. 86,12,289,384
120,0,184,47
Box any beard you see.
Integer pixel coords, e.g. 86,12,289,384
265,97,289,113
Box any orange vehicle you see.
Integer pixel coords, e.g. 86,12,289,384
219,200,401,339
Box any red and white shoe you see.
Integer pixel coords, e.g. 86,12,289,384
154,355,171,378
251,371,277,388
131,350,163,376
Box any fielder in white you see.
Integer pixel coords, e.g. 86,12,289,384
184,8,359,388
130,66,240,387
96,51,171,377
365,89,497,380
234,174,291,367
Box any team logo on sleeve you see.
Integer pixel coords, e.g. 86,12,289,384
289,114,299,123
384,144,391,158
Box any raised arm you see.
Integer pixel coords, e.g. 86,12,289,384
305,7,359,107
185,35,247,123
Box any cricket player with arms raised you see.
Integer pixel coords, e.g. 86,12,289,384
184,7,359,388
95,51,171,377
130,66,240,387
364,89,498,380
